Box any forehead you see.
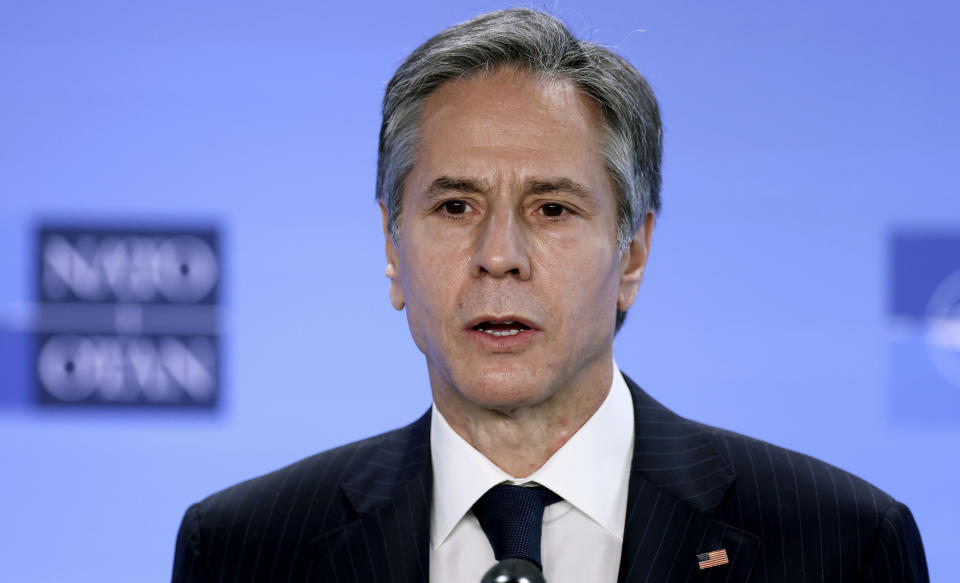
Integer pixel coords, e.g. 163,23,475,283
413,67,609,184
423,67,601,125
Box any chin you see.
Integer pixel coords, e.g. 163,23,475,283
453,363,553,410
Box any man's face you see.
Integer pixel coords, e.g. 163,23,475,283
383,67,652,413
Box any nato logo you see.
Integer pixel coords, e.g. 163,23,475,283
34,225,221,408
889,232,960,424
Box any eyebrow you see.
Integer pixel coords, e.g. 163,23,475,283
526,177,591,197
427,176,488,196
426,175,592,198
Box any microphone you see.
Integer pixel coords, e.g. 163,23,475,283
480,558,547,583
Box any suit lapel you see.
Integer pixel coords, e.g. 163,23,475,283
309,411,433,583
618,376,760,582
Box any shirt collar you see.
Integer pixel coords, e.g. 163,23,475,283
430,360,635,549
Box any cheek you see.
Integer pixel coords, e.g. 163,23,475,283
538,235,621,322
401,254,441,319
546,231,620,285
399,244,467,335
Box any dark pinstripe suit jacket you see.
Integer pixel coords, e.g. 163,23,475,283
172,376,928,582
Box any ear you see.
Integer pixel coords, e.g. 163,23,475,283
380,202,405,311
617,211,655,311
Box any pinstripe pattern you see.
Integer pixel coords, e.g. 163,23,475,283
172,411,432,583
617,377,927,582
172,376,927,582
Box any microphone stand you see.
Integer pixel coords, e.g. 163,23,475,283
480,558,547,583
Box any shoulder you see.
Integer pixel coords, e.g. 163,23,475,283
623,374,901,526
692,421,927,579
174,412,431,572
622,374,927,579
193,429,388,521
698,421,899,520
173,413,432,581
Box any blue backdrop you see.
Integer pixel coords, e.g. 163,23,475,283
1,1,957,580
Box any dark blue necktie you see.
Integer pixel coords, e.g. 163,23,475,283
472,483,562,571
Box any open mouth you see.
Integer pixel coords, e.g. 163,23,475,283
471,320,532,337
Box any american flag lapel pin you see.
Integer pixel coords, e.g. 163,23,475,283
697,548,729,570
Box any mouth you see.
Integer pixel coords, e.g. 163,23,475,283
464,316,538,349
470,319,533,337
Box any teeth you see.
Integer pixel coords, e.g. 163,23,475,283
481,329,522,337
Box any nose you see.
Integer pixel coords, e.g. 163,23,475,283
471,206,531,279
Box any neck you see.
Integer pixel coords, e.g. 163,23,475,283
431,359,613,478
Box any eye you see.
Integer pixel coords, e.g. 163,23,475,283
540,203,568,217
440,200,470,215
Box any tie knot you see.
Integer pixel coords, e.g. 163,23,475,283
472,484,561,570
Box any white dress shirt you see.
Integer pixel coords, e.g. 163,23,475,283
429,360,635,583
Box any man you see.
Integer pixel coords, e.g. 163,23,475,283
172,9,927,582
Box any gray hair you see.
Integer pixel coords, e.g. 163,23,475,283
376,8,662,331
